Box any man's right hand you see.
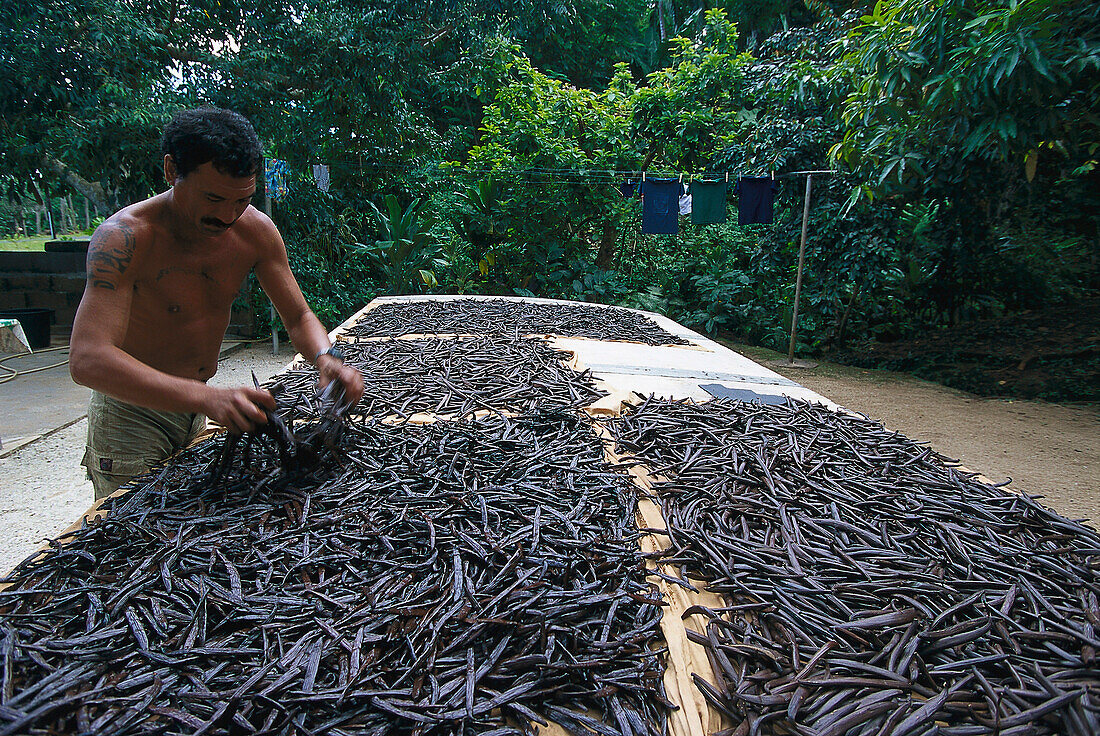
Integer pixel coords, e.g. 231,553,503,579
202,386,276,434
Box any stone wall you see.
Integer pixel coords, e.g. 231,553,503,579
0,252,87,329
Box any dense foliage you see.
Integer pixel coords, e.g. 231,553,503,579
2,0,1098,394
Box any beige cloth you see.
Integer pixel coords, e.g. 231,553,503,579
0,319,30,354
82,390,205,500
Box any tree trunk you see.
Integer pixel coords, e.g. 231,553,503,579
833,281,863,347
42,156,115,213
595,223,617,269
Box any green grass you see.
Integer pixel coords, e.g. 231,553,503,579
0,231,96,251
0,236,50,251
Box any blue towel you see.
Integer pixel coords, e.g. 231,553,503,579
639,178,679,234
265,158,290,202
735,176,778,225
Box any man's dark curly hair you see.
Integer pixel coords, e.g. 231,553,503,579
161,108,262,180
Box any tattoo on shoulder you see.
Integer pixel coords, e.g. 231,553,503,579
87,221,137,291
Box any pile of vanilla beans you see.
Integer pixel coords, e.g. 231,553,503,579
0,323,661,735
1,301,1097,736
344,299,688,346
610,397,1100,736
272,336,607,419
0,411,665,735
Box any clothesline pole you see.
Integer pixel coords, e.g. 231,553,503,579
263,180,279,357
787,174,813,364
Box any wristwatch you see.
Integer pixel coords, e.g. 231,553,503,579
315,345,344,363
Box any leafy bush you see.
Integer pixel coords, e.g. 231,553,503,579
347,195,446,294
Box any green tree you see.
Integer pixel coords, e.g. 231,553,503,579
0,0,659,208
0,0,187,210
835,0,1099,192
631,10,750,172
831,0,1100,318
509,0,654,86
457,53,644,294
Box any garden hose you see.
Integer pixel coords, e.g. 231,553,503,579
0,336,275,386
0,346,71,385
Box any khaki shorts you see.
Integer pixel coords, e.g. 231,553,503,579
82,391,206,500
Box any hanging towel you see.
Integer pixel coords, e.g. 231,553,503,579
735,176,777,225
689,179,727,224
639,178,679,234
265,158,290,202
312,164,331,192
619,179,637,198
679,190,692,216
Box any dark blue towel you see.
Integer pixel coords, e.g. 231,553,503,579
619,179,637,198
639,178,679,234
735,177,778,225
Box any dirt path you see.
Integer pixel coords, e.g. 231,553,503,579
733,343,1100,526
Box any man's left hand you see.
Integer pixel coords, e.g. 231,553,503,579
317,353,364,407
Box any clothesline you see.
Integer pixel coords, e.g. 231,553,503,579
265,159,834,234
338,160,774,178
265,157,836,183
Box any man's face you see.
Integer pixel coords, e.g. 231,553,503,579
165,157,257,237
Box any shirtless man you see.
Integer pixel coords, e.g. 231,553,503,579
69,108,364,499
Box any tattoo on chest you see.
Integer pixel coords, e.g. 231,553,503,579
155,266,220,285
88,222,136,291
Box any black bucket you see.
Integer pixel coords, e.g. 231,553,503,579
0,308,53,349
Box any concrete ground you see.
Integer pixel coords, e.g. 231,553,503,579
0,341,296,573
0,337,87,456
